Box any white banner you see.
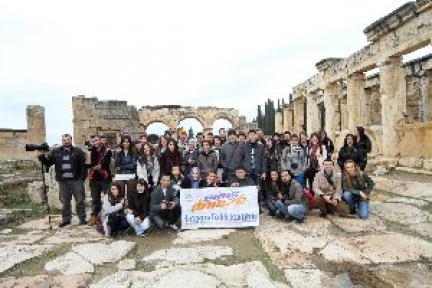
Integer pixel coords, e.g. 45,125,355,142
180,186,260,229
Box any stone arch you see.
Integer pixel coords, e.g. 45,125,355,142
176,115,205,130
142,120,170,134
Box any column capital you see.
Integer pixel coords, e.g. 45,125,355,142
377,56,403,68
348,72,365,81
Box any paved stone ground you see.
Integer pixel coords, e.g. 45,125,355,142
0,174,431,287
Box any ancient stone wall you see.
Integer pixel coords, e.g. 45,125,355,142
280,0,432,166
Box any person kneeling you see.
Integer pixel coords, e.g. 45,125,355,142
313,159,348,218
275,170,308,223
342,160,374,219
150,174,181,231
126,179,151,237
101,182,128,237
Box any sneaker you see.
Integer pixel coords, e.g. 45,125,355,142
295,218,304,224
138,232,147,237
319,212,328,218
350,208,357,215
58,221,71,228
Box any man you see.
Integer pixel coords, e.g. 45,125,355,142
313,159,348,217
196,132,204,151
219,128,227,144
220,129,245,183
139,134,148,145
275,170,308,223
237,132,247,145
282,131,292,151
182,139,199,175
37,134,87,227
197,140,218,179
150,174,181,230
281,134,307,186
100,135,108,147
86,135,113,226
228,166,255,187
243,129,266,185
205,132,214,144
256,128,266,145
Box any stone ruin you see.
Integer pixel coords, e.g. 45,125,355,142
72,96,255,147
276,0,432,171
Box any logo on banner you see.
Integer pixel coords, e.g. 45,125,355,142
190,190,247,212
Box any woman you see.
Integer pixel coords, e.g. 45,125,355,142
157,136,168,157
320,130,334,159
115,135,137,196
266,138,281,172
337,134,363,171
100,182,128,237
201,171,219,187
126,179,151,237
159,139,182,176
356,127,372,171
181,167,205,189
137,143,160,189
264,169,283,216
306,133,327,191
342,160,375,219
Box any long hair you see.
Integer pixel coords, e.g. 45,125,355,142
266,169,282,195
343,160,365,188
309,132,322,146
119,135,133,154
356,126,370,142
138,143,155,165
107,182,124,204
167,139,180,154
343,134,357,148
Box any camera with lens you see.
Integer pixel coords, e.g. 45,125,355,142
290,163,299,170
25,143,50,152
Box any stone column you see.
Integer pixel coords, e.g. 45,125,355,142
306,93,320,135
339,96,348,131
26,105,46,144
283,106,290,132
347,72,366,132
293,97,305,133
379,56,406,157
323,83,339,139
275,112,283,133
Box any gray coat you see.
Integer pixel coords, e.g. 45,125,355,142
197,149,218,176
281,145,307,174
150,185,179,213
220,141,245,173
242,141,266,175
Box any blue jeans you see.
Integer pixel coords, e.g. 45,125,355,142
275,200,306,220
126,214,150,236
342,191,369,219
266,200,278,213
293,172,305,187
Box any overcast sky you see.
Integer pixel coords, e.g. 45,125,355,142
0,0,424,144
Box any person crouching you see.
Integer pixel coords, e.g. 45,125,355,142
150,174,181,231
125,179,151,237
101,182,128,237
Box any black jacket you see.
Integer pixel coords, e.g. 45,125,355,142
150,185,179,213
115,151,137,174
181,178,205,189
39,146,86,181
88,145,112,181
337,146,364,170
127,191,150,220
243,141,267,175
228,176,255,187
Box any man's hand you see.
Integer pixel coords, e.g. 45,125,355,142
93,164,101,170
331,199,338,206
323,195,333,204
36,151,44,158
161,202,167,210
277,193,283,200
125,209,132,214
135,216,141,223
359,191,369,200
261,173,266,179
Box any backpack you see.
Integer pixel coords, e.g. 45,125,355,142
303,189,314,210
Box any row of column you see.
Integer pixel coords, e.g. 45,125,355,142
291,56,406,157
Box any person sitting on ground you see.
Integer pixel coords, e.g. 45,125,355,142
150,174,181,231
264,169,283,216
275,170,308,223
181,167,204,189
201,171,219,188
228,165,255,187
313,159,348,218
100,182,128,237
125,179,151,237
342,160,375,219
337,134,363,171
170,165,184,197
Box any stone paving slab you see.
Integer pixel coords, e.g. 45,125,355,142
72,240,135,265
373,178,432,199
43,228,104,244
142,246,233,268
385,197,429,208
371,202,431,224
284,269,329,288
409,223,432,239
0,244,53,273
330,215,387,233
45,252,94,275
0,234,46,246
173,229,235,244
0,274,91,288
326,233,432,264
89,262,289,288
320,242,371,264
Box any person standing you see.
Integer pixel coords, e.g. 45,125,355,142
281,134,307,186
243,129,266,185
337,134,364,171
136,143,160,190
356,127,372,171
159,139,182,176
37,134,87,227
115,135,137,197
197,140,218,179
220,129,245,183
87,135,113,226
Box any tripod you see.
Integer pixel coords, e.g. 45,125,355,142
40,162,52,230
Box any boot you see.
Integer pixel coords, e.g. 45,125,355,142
88,213,98,226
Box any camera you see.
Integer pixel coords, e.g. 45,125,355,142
84,140,93,150
25,143,50,152
291,163,299,170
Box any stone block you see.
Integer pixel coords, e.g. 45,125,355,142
409,223,432,239
423,158,432,171
45,252,94,275
0,274,91,288
398,157,423,169
0,244,53,273
174,229,235,244
72,240,135,265
371,202,431,224
331,215,387,233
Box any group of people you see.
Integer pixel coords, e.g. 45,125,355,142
36,126,374,237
